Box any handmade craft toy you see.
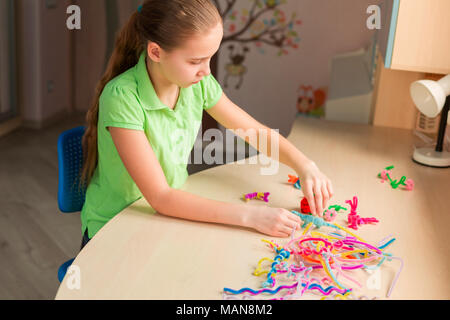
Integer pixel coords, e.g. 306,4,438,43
345,196,379,230
300,197,312,214
243,192,270,203
300,198,346,222
223,212,402,300
323,205,347,222
291,210,339,230
328,205,347,212
288,175,301,190
378,165,414,191
323,209,337,222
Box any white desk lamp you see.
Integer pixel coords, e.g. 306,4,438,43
410,74,450,168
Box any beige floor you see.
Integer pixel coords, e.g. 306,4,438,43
0,114,230,299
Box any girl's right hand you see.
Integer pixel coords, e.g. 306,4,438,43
247,206,303,238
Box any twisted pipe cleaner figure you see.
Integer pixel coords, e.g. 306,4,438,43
291,210,340,230
257,192,270,203
379,166,414,191
346,196,358,214
288,175,301,190
346,196,362,229
345,196,379,230
243,192,270,203
262,246,290,288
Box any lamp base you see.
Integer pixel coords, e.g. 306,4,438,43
412,147,450,168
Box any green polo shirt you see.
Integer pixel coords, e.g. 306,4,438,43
81,50,223,239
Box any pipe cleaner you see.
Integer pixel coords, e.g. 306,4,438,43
323,209,337,222
300,197,312,214
243,192,270,203
224,196,402,300
378,166,414,191
261,245,290,288
321,205,347,222
224,282,350,297
288,175,301,190
329,205,347,212
291,210,339,230
345,196,379,230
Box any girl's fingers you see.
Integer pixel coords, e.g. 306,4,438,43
286,218,300,231
287,210,302,225
276,215,300,237
313,182,323,216
272,229,290,238
303,182,316,216
327,179,334,198
321,183,330,216
280,225,296,237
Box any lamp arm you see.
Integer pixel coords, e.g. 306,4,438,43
436,96,450,153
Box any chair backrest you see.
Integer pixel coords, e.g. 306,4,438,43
57,126,87,213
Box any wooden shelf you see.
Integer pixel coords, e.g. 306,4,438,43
379,0,450,74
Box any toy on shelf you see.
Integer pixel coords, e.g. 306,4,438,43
243,192,270,203
345,196,379,230
378,166,414,191
288,175,301,190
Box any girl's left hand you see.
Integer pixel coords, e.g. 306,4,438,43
296,161,334,217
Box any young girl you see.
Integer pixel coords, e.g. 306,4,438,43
79,0,333,250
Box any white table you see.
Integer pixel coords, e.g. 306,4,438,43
56,116,450,299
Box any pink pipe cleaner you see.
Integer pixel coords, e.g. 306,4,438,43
244,192,270,203
324,209,337,222
346,196,379,230
405,179,414,191
379,170,392,183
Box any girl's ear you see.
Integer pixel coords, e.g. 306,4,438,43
147,42,162,62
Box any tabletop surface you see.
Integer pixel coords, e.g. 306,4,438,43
56,116,450,300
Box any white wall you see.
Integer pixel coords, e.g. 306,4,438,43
15,0,382,133
16,0,72,128
217,0,382,136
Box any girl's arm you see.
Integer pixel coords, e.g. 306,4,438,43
207,92,334,216
109,127,302,238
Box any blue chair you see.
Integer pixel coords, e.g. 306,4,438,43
57,126,86,283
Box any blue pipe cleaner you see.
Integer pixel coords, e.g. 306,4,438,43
291,210,339,229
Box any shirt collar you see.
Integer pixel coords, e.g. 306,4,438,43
135,50,166,110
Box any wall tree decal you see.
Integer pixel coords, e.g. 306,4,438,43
206,0,302,128
217,0,301,51
212,0,301,92
211,0,302,74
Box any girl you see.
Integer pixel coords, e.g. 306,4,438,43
79,0,333,250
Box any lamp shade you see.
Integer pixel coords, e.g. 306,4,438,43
409,74,450,168
410,74,450,118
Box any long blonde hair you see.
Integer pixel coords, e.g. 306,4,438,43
80,0,222,186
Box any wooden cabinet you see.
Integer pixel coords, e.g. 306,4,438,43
378,0,450,74
372,0,449,129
